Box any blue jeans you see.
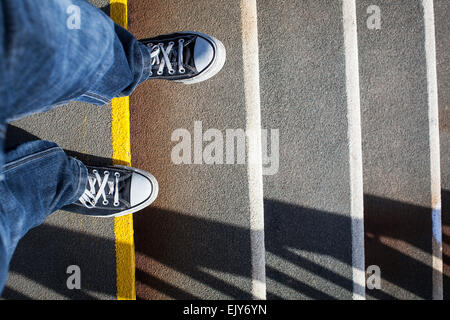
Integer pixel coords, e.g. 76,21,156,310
0,0,151,293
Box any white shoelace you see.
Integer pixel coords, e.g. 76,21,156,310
148,39,186,76
79,170,120,208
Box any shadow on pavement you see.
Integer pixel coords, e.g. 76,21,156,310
443,189,450,300
364,194,434,300
134,196,448,300
1,189,449,300
2,125,449,300
3,224,117,300
264,199,354,299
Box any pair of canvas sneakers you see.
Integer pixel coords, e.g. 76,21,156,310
65,31,226,218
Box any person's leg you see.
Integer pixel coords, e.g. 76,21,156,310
0,2,142,285
0,0,152,180
0,0,223,294
0,140,87,291
1,0,151,124
0,137,159,293
0,0,226,125
0,0,224,168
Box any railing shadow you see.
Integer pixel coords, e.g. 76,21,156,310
443,189,450,300
3,224,117,300
2,125,449,300
2,190,449,300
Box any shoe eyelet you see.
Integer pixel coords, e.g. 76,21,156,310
169,41,174,46
115,172,120,178
168,69,175,75
179,39,184,44
92,169,98,174
103,200,109,206
179,67,186,74
104,170,110,175
157,70,163,76
114,202,120,207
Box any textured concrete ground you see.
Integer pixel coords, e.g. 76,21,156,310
1,0,448,300
129,0,449,300
258,0,354,299
1,0,117,300
358,0,433,300
128,0,253,299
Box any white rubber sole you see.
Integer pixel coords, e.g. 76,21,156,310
174,31,227,85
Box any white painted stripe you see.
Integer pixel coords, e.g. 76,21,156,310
342,0,366,300
240,0,266,300
423,0,443,300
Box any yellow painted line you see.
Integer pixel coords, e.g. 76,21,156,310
109,0,136,300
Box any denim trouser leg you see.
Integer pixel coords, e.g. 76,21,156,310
1,0,151,125
0,0,151,170
0,140,87,291
0,0,151,293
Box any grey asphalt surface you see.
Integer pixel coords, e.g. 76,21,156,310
1,0,447,301
1,0,117,300
358,0,433,299
435,0,450,300
130,0,448,300
259,0,354,299
128,0,253,299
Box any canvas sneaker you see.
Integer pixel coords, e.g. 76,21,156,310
140,31,226,84
64,165,158,218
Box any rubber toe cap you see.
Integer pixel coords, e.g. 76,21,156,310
194,37,214,72
130,172,153,206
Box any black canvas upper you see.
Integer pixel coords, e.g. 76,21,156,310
140,32,215,81
63,166,134,217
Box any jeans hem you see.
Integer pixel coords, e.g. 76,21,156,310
71,158,88,204
138,42,153,85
